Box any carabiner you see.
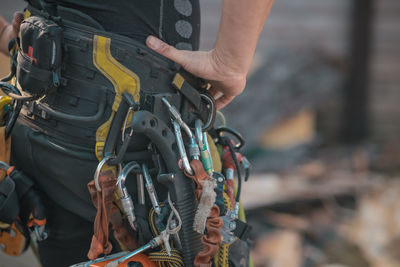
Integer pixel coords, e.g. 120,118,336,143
215,126,245,149
94,155,116,191
173,121,193,175
199,93,216,131
142,163,161,215
117,161,141,231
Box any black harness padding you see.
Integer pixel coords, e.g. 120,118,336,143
135,204,153,246
9,169,46,226
0,176,20,224
233,219,252,241
20,5,208,150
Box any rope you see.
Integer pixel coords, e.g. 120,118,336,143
148,199,184,267
214,193,231,267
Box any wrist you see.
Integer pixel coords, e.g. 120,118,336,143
0,16,9,39
210,49,247,83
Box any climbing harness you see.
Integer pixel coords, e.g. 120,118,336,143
0,3,255,266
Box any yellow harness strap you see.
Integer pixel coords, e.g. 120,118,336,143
0,96,12,181
92,35,140,161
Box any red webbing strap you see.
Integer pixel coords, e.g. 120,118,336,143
185,159,223,267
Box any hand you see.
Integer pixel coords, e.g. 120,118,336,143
0,12,23,55
146,36,247,110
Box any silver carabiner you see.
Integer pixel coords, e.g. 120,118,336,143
117,161,140,231
195,119,204,149
121,106,135,142
200,93,216,131
173,121,193,175
94,155,121,191
142,163,161,215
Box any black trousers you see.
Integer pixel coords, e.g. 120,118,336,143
37,200,121,267
10,122,121,267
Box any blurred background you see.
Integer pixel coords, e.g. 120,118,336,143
1,0,400,266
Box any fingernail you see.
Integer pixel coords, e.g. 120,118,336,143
147,36,161,50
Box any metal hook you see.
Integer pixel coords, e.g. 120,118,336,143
200,93,216,131
142,163,161,215
116,161,141,230
116,161,140,198
173,121,193,175
195,119,204,149
94,155,115,191
121,106,135,142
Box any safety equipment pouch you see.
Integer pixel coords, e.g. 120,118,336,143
0,176,19,224
17,16,63,98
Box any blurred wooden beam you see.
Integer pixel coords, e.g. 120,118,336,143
342,0,375,142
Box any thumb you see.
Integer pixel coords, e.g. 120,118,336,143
146,35,191,68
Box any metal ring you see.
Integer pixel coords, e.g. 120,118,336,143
215,126,245,149
121,107,135,142
94,155,115,191
200,94,216,131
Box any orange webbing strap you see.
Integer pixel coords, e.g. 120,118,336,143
185,160,223,267
87,170,139,261
87,170,117,260
0,127,11,181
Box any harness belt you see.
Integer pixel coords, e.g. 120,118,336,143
20,5,211,154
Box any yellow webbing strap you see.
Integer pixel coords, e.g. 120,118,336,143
92,35,140,161
0,96,12,181
208,133,222,173
148,206,184,267
24,9,31,19
171,74,185,90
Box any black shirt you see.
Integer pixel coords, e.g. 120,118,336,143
53,0,200,50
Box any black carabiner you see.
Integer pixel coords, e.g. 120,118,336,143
215,126,245,150
5,99,22,139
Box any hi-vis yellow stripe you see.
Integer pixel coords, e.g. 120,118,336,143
93,35,140,160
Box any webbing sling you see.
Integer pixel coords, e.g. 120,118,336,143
92,35,140,160
87,35,142,259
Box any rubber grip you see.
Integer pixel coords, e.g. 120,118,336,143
129,110,202,266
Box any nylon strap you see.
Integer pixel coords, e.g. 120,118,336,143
92,35,140,160
185,159,223,267
0,126,11,181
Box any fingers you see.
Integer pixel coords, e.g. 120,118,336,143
12,12,23,34
146,35,239,110
215,95,234,110
146,35,191,69
208,86,235,110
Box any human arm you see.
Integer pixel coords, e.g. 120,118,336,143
146,0,274,109
0,13,23,56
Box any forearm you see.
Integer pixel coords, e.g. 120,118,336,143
214,0,274,76
0,16,10,55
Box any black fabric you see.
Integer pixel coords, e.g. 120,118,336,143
11,1,204,264
45,0,201,50
37,200,121,267
228,239,251,267
9,169,34,198
0,176,19,224
11,121,98,221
